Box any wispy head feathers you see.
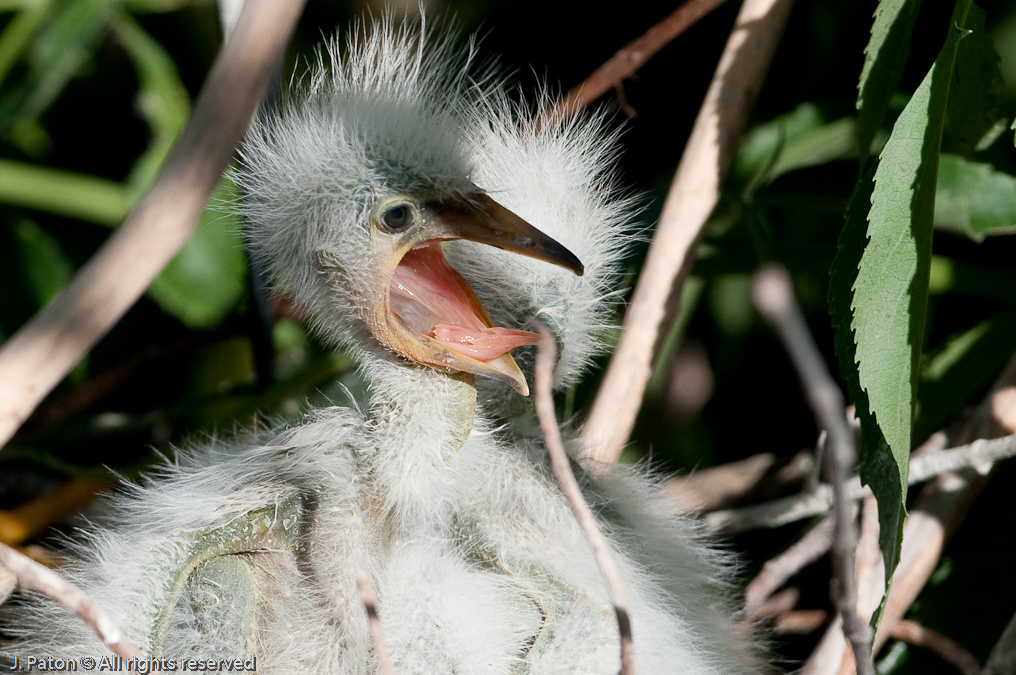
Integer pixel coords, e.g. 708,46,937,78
237,14,634,394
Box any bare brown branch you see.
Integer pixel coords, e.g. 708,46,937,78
888,620,980,675
357,571,395,675
0,0,307,450
543,0,731,121
581,0,796,468
534,326,634,675
0,542,142,658
707,430,1016,533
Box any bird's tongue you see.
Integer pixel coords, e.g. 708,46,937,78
390,243,540,361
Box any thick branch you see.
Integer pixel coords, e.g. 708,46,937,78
581,0,796,467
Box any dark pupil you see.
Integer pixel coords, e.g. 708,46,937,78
383,205,410,231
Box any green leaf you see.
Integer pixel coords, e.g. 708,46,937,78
0,158,132,225
0,0,120,150
934,154,1016,241
0,0,54,89
942,4,1003,155
829,162,894,585
852,0,974,620
857,0,924,161
735,104,858,189
147,176,246,328
110,11,191,196
916,313,1016,440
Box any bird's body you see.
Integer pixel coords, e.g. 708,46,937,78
4,16,759,674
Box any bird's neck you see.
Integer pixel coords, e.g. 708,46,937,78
360,358,478,501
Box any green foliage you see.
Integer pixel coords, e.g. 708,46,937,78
935,153,1016,240
857,0,923,161
735,103,859,188
827,0,1016,636
942,4,1004,155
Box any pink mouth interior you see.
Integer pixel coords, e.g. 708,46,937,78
389,243,540,361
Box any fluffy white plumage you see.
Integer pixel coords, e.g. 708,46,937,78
3,15,761,674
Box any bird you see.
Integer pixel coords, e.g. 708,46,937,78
3,14,761,674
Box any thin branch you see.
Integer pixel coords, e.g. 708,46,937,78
0,0,307,450
744,513,835,619
581,0,796,468
802,497,885,675
357,571,395,675
542,0,731,121
752,265,873,675
0,542,142,658
774,609,830,635
889,620,980,675
665,450,814,513
707,430,1016,533
534,326,634,675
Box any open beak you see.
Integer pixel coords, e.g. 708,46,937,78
370,193,583,396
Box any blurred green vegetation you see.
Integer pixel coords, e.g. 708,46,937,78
1,0,1016,672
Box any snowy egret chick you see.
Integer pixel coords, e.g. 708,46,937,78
3,15,762,675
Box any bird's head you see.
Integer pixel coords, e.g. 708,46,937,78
238,18,599,397
321,189,583,396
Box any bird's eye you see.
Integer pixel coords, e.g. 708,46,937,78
380,203,414,233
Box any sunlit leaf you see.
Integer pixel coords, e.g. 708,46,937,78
917,313,1016,439
850,0,974,622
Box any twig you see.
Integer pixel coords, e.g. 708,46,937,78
357,571,395,675
0,542,142,658
664,451,814,513
0,0,306,450
542,0,731,122
534,326,634,675
744,513,835,619
752,265,873,675
802,497,885,675
774,609,830,635
888,620,980,675
982,608,1016,675
707,430,1016,533
581,0,796,468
